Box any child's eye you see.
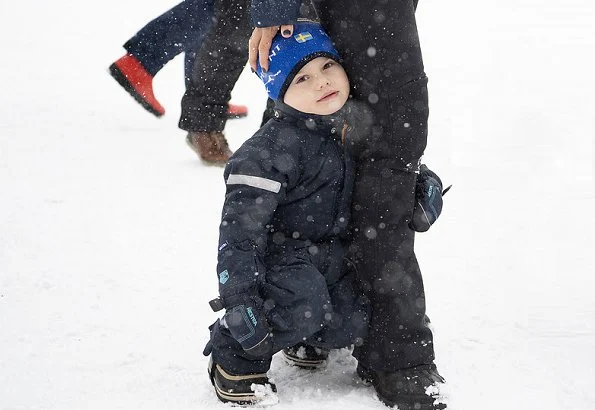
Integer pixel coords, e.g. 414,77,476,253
295,75,308,84
323,61,335,69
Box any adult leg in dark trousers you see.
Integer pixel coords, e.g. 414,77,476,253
315,0,445,408
110,0,250,121
179,0,252,163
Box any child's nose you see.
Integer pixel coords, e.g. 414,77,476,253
316,75,331,89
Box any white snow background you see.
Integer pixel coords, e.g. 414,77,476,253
0,0,594,409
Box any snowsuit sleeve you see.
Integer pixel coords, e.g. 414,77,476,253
250,0,301,27
216,135,300,307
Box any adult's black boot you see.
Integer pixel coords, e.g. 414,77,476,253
370,363,446,409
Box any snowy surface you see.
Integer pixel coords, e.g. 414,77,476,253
1,0,594,409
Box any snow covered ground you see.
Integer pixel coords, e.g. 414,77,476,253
0,0,593,409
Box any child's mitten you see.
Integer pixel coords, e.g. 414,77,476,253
410,164,445,232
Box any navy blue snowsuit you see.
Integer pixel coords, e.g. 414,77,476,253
207,102,368,375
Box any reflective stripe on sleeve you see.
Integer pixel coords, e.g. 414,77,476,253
226,174,282,193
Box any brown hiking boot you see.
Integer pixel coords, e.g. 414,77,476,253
186,131,233,164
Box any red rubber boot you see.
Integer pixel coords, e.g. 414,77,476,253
226,103,248,119
109,54,165,117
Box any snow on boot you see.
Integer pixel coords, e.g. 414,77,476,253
109,54,165,117
282,343,329,369
371,363,446,410
207,357,278,405
186,131,233,164
226,103,249,119
356,363,374,385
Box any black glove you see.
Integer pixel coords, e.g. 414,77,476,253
221,295,273,357
410,164,444,232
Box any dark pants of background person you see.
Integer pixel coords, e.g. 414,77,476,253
207,238,369,374
311,0,436,372
123,0,215,82
178,0,252,132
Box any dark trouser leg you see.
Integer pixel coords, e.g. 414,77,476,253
178,0,251,132
317,0,435,371
124,0,214,76
348,162,435,370
184,51,197,89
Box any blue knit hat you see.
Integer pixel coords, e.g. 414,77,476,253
256,20,340,101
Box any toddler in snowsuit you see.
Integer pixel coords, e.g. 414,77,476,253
203,20,368,404
202,20,445,405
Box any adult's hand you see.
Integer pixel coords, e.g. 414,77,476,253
249,25,294,72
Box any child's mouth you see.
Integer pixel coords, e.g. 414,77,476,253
317,91,338,102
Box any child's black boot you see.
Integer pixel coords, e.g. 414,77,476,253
207,357,278,405
282,342,329,369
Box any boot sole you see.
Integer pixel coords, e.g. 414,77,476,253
282,350,327,369
109,64,164,118
226,112,248,120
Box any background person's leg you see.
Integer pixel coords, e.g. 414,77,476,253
124,0,214,76
178,0,251,133
110,0,214,117
179,0,251,162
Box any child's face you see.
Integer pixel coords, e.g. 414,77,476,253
283,57,350,116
